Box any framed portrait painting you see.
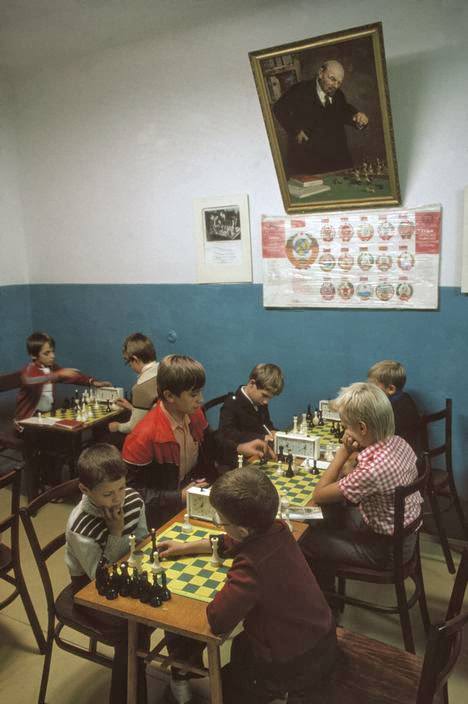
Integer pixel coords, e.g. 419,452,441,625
249,23,401,213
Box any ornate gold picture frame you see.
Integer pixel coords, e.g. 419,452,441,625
249,23,401,213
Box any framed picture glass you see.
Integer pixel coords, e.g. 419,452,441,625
249,23,401,213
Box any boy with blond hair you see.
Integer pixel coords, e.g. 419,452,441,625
218,363,284,467
158,467,336,704
301,382,422,605
367,359,420,452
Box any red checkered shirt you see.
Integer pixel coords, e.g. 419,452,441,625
339,435,422,535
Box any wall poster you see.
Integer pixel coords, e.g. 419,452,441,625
262,204,441,309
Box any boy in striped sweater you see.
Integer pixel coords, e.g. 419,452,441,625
65,444,148,704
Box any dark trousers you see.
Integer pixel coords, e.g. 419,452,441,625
301,504,417,598
221,629,337,704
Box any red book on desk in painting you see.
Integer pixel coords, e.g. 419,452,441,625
54,419,84,430
288,174,324,188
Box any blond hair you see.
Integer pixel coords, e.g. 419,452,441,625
249,363,284,396
367,360,406,391
332,382,394,441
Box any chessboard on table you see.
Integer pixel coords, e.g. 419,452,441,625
257,461,325,507
140,522,233,604
41,404,120,428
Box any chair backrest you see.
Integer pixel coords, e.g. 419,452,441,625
420,398,452,466
445,547,468,620
392,458,429,566
0,370,22,393
0,468,22,574
20,479,80,613
203,392,232,412
417,610,468,703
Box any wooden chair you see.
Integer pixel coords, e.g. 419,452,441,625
20,479,114,704
332,464,430,653
0,370,23,462
0,467,45,653
202,392,232,412
420,398,468,574
332,547,468,704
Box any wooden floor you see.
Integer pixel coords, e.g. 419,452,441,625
0,480,467,703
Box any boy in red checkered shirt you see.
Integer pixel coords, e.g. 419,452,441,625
301,381,423,609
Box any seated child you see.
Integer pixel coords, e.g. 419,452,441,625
218,363,284,466
122,354,268,528
157,467,336,704
65,444,149,704
367,359,421,453
301,382,423,607
108,332,158,436
15,331,110,421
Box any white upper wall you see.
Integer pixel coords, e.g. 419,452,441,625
6,0,468,285
0,72,29,284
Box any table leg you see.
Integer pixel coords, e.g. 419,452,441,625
206,642,223,704
127,620,138,704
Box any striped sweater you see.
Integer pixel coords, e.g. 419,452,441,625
65,487,148,579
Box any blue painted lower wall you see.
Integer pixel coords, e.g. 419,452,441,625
1,283,468,496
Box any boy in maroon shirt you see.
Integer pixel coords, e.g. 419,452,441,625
158,468,336,704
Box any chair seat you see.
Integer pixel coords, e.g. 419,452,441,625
331,627,421,704
335,553,417,585
55,584,118,647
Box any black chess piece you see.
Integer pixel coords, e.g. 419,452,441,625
130,571,141,599
278,445,285,463
159,571,171,601
106,400,111,412
139,573,152,603
149,579,162,608
63,397,70,410
96,557,109,596
110,563,123,592
312,460,319,476
318,410,325,427
119,562,131,597
150,528,157,555
105,586,119,600
285,453,294,478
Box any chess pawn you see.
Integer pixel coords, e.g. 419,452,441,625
181,513,193,533
279,497,293,531
276,461,284,476
325,444,334,463
277,445,285,463
306,404,313,428
159,571,171,601
312,410,319,427
285,454,294,478
133,550,144,574
292,416,298,433
150,549,164,576
237,454,244,469
301,413,307,434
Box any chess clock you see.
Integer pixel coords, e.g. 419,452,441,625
319,399,340,422
96,386,124,403
186,486,216,522
274,431,320,460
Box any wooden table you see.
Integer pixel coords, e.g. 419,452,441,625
75,509,308,704
18,407,123,500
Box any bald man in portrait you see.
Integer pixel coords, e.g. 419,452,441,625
273,60,369,177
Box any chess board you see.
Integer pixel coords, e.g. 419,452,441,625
43,404,118,427
141,522,232,604
310,422,342,446
262,463,323,507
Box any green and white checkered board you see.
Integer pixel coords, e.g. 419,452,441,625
141,522,232,603
262,463,323,507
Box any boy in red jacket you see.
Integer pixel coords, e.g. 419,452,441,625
16,331,109,420
158,468,336,704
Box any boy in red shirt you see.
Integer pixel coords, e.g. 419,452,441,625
158,468,336,704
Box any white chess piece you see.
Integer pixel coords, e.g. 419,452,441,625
237,454,244,469
293,416,298,433
128,534,136,568
37,412,43,423
182,513,193,532
301,413,307,434
276,461,284,476
313,411,319,427
151,550,164,575
210,537,222,567
280,496,293,531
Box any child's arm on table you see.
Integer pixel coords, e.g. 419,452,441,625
313,432,359,504
157,538,212,558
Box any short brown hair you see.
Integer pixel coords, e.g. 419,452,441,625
367,360,406,391
122,333,156,364
27,332,55,357
249,363,284,396
157,355,205,397
78,444,127,490
210,468,279,533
